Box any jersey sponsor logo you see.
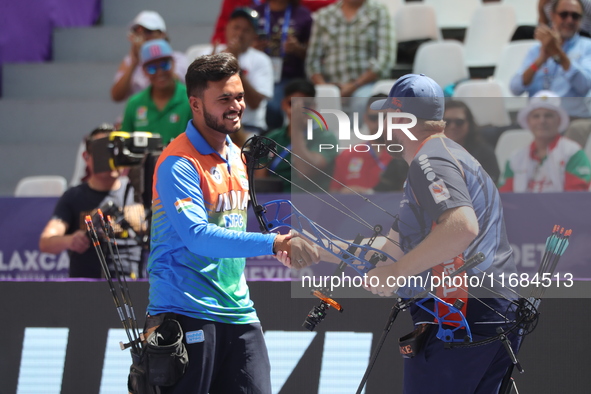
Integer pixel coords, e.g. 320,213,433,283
210,167,223,184
238,172,249,189
169,113,179,123
136,106,147,120
224,213,245,229
174,197,195,213
215,190,249,213
418,154,437,182
429,180,450,203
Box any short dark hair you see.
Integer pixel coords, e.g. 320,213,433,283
185,53,240,98
283,78,316,98
444,100,479,146
85,123,116,153
552,0,584,12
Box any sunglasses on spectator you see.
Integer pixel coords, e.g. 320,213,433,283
557,11,582,21
145,59,172,75
444,118,466,127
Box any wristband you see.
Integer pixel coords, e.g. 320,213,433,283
530,63,539,72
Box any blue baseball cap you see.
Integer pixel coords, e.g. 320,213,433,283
370,74,445,121
140,39,173,66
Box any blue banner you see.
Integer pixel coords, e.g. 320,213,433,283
0,193,589,280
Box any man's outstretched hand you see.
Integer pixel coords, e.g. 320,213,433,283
274,231,320,269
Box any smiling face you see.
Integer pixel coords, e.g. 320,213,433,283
551,0,583,40
190,73,245,137
225,16,257,54
527,108,562,143
143,57,175,89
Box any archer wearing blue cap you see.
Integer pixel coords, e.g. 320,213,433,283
317,73,522,392
370,73,445,120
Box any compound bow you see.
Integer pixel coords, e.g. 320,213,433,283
240,135,571,387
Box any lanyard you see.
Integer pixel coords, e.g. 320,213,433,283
269,144,291,171
264,4,292,57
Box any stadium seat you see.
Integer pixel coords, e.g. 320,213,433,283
314,84,341,112
502,0,538,26
464,4,517,68
453,79,511,127
495,129,533,173
15,176,68,197
492,40,537,112
394,3,442,43
374,0,403,20
423,0,480,30
413,40,469,89
371,79,397,95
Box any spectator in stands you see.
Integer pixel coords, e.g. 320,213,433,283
111,10,188,102
305,0,395,115
211,0,337,45
510,0,591,124
499,91,591,192
444,100,500,183
39,124,145,278
330,94,392,193
120,39,192,145
195,7,274,135
261,78,338,192
539,0,591,37
253,0,313,130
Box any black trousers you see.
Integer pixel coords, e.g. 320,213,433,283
161,315,272,394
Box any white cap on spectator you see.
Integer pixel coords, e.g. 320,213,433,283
517,90,570,133
131,11,166,32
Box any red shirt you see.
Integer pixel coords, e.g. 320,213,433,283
330,148,392,192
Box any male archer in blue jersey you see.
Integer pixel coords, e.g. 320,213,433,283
304,74,521,393
147,53,318,394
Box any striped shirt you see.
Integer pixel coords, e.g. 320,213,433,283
305,0,396,84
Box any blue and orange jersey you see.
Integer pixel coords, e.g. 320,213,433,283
147,121,276,324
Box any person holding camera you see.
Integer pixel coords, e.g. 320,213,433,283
39,125,145,278
111,10,188,103
146,53,319,393
120,39,192,145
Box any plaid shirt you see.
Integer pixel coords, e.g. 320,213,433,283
306,0,395,84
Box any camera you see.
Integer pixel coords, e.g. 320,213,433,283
91,131,163,209
91,131,163,173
